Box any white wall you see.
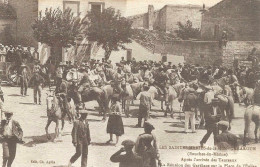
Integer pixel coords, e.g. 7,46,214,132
38,0,127,18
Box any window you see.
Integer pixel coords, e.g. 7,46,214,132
63,1,80,16
89,2,105,13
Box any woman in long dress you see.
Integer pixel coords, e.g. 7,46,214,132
106,95,124,146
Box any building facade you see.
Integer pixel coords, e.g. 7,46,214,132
0,0,38,47
201,0,260,41
129,5,202,33
38,0,127,18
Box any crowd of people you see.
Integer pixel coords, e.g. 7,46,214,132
0,43,39,63
0,51,259,167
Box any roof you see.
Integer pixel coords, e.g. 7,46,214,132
0,3,17,20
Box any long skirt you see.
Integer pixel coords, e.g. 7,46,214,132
107,115,124,136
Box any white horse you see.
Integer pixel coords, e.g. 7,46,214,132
45,93,76,141
244,105,260,146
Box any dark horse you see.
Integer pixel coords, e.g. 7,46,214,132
68,85,108,120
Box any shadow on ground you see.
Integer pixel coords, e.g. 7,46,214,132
23,134,55,147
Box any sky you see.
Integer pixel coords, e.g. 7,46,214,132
124,0,223,16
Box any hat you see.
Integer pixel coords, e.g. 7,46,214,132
121,140,135,147
217,121,229,128
144,121,155,130
21,63,26,67
4,110,13,115
140,134,154,143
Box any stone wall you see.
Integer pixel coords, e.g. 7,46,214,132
129,5,202,33
154,40,222,66
222,41,260,68
201,0,260,41
165,5,201,33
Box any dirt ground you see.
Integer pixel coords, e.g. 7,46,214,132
0,86,260,167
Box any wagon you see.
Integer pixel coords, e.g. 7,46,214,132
0,61,34,86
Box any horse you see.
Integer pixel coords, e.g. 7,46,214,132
148,83,185,117
45,93,75,140
243,105,260,146
68,86,108,120
236,86,254,106
120,82,145,117
196,84,235,130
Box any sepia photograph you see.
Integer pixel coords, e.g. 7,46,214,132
0,0,259,166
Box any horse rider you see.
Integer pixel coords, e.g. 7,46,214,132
113,64,125,95
57,77,73,122
55,62,64,93
20,63,29,97
141,65,153,82
154,66,169,101
77,67,91,108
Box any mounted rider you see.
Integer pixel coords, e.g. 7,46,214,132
57,75,73,122
153,65,169,101
113,63,125,95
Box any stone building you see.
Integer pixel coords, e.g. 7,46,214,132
201,0,260,41
0,0,38,47
129,4,202,33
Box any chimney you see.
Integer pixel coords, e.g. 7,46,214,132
148,5,154,30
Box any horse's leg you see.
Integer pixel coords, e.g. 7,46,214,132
55,120,60,139
45,119,52,140
61,119,65,136
161,100,164,111
125,100,130,118
243,119,250,146
254,122,259,143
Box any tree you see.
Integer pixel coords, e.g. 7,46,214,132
175,20,201,40
86,7,132,60
32,8,82,63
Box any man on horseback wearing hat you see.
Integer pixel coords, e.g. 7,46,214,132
153,66,169,101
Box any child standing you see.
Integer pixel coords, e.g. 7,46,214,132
106,95,124,146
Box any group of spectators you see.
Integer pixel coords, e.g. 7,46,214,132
0,43,39,63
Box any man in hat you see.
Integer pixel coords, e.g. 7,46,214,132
215,121,238,150
135,122,160,165
68,110,91,167
0,111,23,167
32,48,39,61
110,140,143,167
20,64,29,96
30,68,45,105
55,62,64,92
136,83,152,127
200,98,222,147
153,66,169,100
